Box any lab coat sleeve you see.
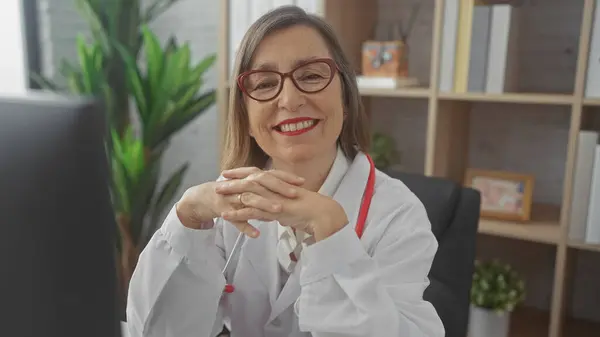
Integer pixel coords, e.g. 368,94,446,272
125,204,227,337
297,201,445,337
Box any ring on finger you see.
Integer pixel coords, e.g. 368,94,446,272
238,193,244,206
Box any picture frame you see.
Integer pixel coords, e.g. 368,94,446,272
464,168,535,222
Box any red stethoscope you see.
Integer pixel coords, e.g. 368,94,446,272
222,154,376,294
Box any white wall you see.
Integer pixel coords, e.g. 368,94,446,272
0,0,28,94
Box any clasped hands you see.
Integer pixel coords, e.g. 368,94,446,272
177,166,349,242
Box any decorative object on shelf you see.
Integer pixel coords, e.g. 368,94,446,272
358,2,421,90
464,168,534,221
468,259,526,337
31,0,216,318
362,40,408,78
369,132,401,171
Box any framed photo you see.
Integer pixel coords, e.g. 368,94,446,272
464,168,535,222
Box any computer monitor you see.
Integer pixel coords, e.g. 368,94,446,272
0,91,121,337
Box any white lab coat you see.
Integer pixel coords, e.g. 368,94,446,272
125,152,445,337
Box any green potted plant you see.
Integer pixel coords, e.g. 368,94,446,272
369,131,401,171
468,259,526,337
32,0,216,315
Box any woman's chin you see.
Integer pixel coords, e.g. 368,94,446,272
273,142,338,165
274,144,321,163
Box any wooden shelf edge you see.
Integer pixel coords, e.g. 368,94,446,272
438,92,574,105
583,98,600,106
477,204,562,244
358,87,431,98
567,240,600,253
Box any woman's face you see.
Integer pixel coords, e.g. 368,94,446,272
242,25,344,165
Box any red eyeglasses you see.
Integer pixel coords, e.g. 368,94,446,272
237,58,340,102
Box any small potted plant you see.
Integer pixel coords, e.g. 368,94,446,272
468,259,526,337
369,132,401,172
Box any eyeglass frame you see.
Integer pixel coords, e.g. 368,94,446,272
236,57,341,102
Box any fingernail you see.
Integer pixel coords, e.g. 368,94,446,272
250,229,260,238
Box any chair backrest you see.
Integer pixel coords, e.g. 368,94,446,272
387,170,481,337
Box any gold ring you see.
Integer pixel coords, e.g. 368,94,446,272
238,193,244,206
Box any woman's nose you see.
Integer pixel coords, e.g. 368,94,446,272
277,77,305,112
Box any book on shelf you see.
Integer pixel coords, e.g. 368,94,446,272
585,0,600,98
569,130,600,244
585,142,600,244
569,131,598,241
439,0,520,94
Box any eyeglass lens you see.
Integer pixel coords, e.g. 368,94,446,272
242,61,333,101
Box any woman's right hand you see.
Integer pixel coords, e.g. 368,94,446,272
175,168,305,237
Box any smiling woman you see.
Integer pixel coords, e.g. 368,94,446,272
126,5,445,337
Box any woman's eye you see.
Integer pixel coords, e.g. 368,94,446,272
301,73,324,81
254,81,277,90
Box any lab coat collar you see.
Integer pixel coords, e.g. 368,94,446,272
243,150,371,324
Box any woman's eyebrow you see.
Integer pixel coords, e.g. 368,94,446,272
252,56,322,71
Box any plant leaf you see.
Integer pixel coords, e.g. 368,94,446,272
152,90,215,148
147,163,189,244
74,0,111,53
113,39,148,119
128,156,160,247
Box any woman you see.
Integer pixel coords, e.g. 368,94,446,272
126,5,444,337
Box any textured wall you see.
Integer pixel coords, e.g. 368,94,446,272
373,0,600,323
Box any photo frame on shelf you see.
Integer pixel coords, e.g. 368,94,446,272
464,168,535,222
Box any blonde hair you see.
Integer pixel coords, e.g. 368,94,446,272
221,5,370,170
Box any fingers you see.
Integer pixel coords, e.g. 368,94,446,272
231,220,260,238
220,192,282,238
216,173,299,199
224,192,282,214
222,167,305,186
222,208,279,224
241,192,282,213
264,169,306,186
246,172,301,198
221,166,262,179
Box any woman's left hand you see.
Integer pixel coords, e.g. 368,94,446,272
216,167,349,241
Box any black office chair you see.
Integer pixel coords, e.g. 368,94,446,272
388,171,480,337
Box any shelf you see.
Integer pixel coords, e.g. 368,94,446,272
583,98,600,106
568,240,600,253
438,92,574,105
359,87,430,98
507,306,599,337
477,204,561,245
